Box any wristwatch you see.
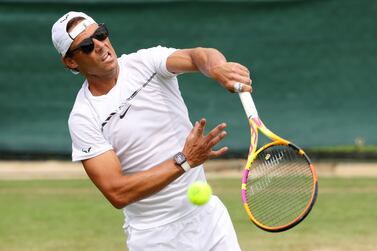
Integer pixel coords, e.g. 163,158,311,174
174,152,191,172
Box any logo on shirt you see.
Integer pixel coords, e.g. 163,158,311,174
100,72,156,132
82,147,92,153
119,105,132,119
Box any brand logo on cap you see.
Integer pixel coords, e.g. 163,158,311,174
60,14,69,23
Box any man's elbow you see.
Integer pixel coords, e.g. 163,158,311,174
109,197,127,209
105,189,131,209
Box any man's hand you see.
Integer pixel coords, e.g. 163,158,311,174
182,118,228,167
209,62,252,93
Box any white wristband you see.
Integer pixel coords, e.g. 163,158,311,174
181,162,191,172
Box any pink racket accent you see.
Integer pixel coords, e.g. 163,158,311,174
252,117,263,127
242,189,248,203
242,169,249,184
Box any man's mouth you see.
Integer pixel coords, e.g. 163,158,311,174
101,51,112,62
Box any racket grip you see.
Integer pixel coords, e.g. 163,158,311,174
238,92,259,119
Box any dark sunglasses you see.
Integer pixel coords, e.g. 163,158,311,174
67,23,109,56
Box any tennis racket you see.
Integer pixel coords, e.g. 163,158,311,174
239,91,318,232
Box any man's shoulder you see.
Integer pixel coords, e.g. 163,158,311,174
119,46,177,76
68,85,92,124
122,46,175,59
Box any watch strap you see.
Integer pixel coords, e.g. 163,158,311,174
181,161,191,172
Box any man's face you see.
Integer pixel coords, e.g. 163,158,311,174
66,23,118,77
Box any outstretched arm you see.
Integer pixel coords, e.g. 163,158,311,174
166,47,252,92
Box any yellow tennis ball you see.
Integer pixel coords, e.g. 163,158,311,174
187,181,212,206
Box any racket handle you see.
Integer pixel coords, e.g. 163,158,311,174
238,92,259,119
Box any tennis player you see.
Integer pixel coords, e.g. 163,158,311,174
51,11,251,251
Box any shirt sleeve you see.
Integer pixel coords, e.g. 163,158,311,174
68,114,113,162
145,46,178,78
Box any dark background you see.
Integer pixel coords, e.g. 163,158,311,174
1,0,376,158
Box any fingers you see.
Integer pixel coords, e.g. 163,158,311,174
182,119,229,167
231,77,252,90
233,64,250,79
209,147,229,158
243,83,253,92
193,120,226,145
233,82,252,93
237,64,250,75
192,118,206,136
208,131,227,149
222,62,252,93
206,123,227,146
206,123,228,159
232,63,251,83
232,64,252,92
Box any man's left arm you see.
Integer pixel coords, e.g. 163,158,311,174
166,47,252,92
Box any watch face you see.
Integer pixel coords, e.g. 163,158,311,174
175,152,186,165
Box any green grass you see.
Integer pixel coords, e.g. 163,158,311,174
1,177,377,251
310,144,377,153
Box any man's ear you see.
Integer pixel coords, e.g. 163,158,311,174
62,56,79,71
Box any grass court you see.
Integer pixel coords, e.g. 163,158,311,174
1,177,377,251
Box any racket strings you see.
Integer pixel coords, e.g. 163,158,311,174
246,145,314,228
248,157,312,226
249,156,312,222
248,174,311,226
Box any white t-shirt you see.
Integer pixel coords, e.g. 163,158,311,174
68,46,206,229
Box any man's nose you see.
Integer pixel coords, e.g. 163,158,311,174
93,38,106,52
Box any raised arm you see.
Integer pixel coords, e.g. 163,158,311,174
166,47,252,92
82,118,227,209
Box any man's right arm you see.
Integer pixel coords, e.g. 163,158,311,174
82,118,227,209
166,47,252,93
82,150,184,209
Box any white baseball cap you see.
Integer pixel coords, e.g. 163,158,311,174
51,11,96,57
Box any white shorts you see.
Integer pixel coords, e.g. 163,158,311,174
124,196,241,251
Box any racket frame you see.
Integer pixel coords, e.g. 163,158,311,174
239,92,318,232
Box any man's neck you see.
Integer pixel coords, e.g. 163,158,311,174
86,66,119,96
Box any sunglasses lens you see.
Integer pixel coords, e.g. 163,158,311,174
93,25,109,41
79,39,95,53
